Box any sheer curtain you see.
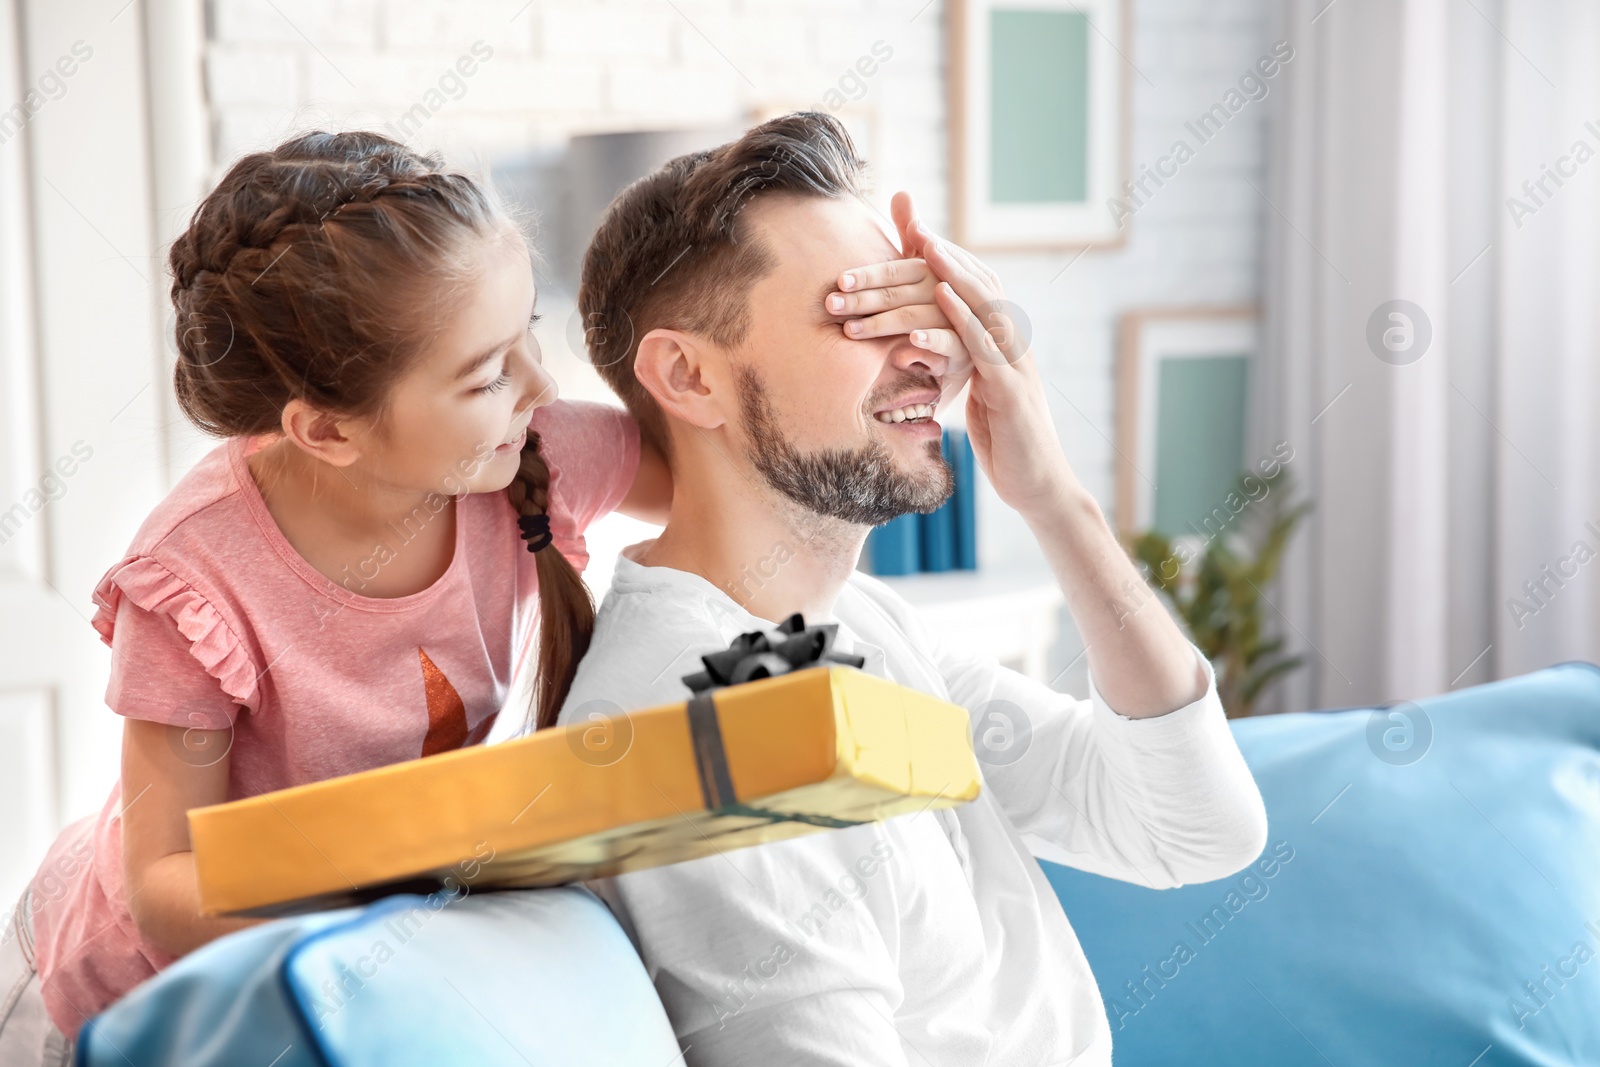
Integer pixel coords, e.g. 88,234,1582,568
1255,0,1600,712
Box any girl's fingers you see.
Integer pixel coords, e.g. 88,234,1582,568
827,271,937,317
841,302,951,340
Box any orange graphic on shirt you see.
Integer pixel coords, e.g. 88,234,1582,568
419,648,496,756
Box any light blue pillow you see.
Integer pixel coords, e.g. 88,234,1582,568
79,886,682,1067
1044,662,1600,1066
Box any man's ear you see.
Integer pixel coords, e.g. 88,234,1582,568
280,398,364,467
633,328,727,431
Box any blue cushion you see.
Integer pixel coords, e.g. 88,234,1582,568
1044,662,1600,1067
78,886,681,1067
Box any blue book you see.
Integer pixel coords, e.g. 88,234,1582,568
951,428,978,570
920,507,956,572
866,512,922,576
919,429,958,573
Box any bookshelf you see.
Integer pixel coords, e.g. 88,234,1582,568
879,570,1064,683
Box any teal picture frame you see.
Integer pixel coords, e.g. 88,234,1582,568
1115,308,1260,537
949,0,1129,250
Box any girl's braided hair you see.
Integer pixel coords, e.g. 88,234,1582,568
170,130,592,731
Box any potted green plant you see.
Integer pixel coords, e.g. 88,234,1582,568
1126,470,1311,717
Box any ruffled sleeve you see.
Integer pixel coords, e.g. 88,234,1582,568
92,555,261,721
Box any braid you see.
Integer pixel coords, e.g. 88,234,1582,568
176,138,389,288
167,131,500,436
509,432,596,731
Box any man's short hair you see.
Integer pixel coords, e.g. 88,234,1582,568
576,111,867,455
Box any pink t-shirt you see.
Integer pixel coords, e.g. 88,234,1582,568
29,399,640,1036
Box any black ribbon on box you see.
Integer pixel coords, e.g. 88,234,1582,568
681,613,867,830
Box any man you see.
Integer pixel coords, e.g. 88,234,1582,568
559,111,1268,1065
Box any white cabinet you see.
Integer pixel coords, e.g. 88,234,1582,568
879,570,1064,683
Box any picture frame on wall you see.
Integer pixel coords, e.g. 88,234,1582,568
948,0,1129,250
1114,307,1260,538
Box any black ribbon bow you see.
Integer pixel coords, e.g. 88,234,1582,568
678,614,868,832
681,613,865,695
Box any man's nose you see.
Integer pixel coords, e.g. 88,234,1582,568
886,335,947,379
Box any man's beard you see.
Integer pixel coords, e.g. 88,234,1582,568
734,363,954,527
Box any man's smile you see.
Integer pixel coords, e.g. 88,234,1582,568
874,401,936,424
870,385,942,438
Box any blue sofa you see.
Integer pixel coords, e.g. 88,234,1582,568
80,663,1600,1066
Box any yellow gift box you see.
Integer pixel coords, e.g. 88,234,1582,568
190,666,982,917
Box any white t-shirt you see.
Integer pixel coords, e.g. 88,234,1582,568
556,543,1267,1066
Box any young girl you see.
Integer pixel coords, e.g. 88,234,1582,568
0,130,670,1061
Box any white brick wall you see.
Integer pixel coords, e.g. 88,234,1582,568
202,0,921,161
201,0,1272,684
211,0,378,49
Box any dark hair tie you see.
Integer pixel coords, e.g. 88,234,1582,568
518,512,553,553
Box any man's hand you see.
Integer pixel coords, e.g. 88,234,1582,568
837,193,1208,718
825,248,971,415
839,192,1074,520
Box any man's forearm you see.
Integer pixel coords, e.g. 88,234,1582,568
1021,476,1207,718
877,211,1211,716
